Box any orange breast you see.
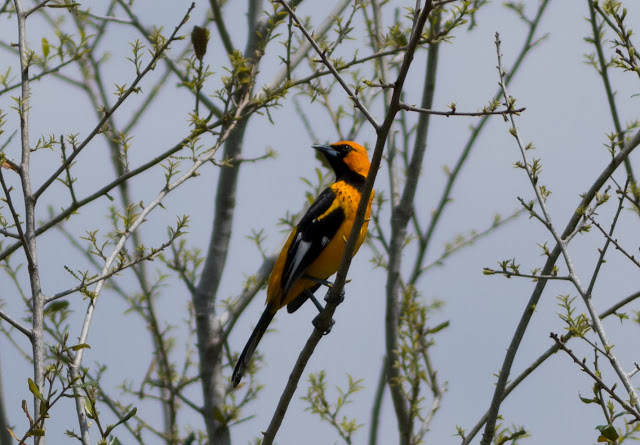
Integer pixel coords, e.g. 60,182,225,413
267,182,373,310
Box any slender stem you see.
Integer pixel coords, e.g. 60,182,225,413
33,4,196,202
263,2,435,444
399,102,525,117
587,0,635,189
209,0,235,55
410,0,550,284
551,333,640,421
0,54,84,96
12,1,47,443
0,307,33,338
116,0,222,117
45,236,178,303
368,356,387,445
0,170,32,267
0,133,195,262
586,180,631,294
464,288,640,441
276,0,381,130
267,0,353,91
477,33,640,445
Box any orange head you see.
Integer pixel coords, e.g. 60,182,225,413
312,141,370,181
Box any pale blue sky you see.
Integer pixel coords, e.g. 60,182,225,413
1,1,640,444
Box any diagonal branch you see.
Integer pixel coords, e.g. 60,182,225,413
410,0,551,284
475,33,640,445
33,3,196,202
464,288,640,441
0,307,33,338
276,0,381,130
262,2,435,444
399,102,526,117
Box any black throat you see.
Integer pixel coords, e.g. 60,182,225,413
337,169,366,190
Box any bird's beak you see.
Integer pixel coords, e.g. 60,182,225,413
312,144,338,160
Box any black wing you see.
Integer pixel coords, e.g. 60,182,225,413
280,187,345,297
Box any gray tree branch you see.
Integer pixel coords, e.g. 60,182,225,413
475,34,640,442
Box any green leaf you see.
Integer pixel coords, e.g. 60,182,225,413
426,320,450,334
27,428,45,437
44,300,69,315
71,343,91,351
104,407,137,436
28,378,45,402
39,399,48,416
595,424,619,441
84,397,96,419
42,38,50,59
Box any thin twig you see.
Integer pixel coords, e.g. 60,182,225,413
0,55,85,96
33,3,197,202
399,102,526,117
464,288,640,441
0,129,207,262
420,209,525,274
477,33,640,445
78,9,133,25
263,2,435,443
486,270,571,281
587,1,635,186
588,214,640,270
46,236,181,303
116,0,222,117
0,307,33,338
0,170,33,268
551,333,640,421
276,0,381,130
410,0,551,284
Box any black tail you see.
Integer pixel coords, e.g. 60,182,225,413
232,304,276,387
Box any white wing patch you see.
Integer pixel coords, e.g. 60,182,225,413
283,234,312,295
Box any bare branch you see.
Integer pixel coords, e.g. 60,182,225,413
399,102,526,117
410,0,551,284
45,235,182,304
0,307,33,338
476,32,640,445
0,170,33,268
276,0,381,130
464,288,640,441
33,3,197,202
551,333,640,421
263,2,436,443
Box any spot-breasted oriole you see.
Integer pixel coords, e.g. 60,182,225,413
232,141,373,388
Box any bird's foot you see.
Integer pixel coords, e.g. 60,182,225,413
312,314,335,334
324,288,345,306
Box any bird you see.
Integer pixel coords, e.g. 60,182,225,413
231,141,374,388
